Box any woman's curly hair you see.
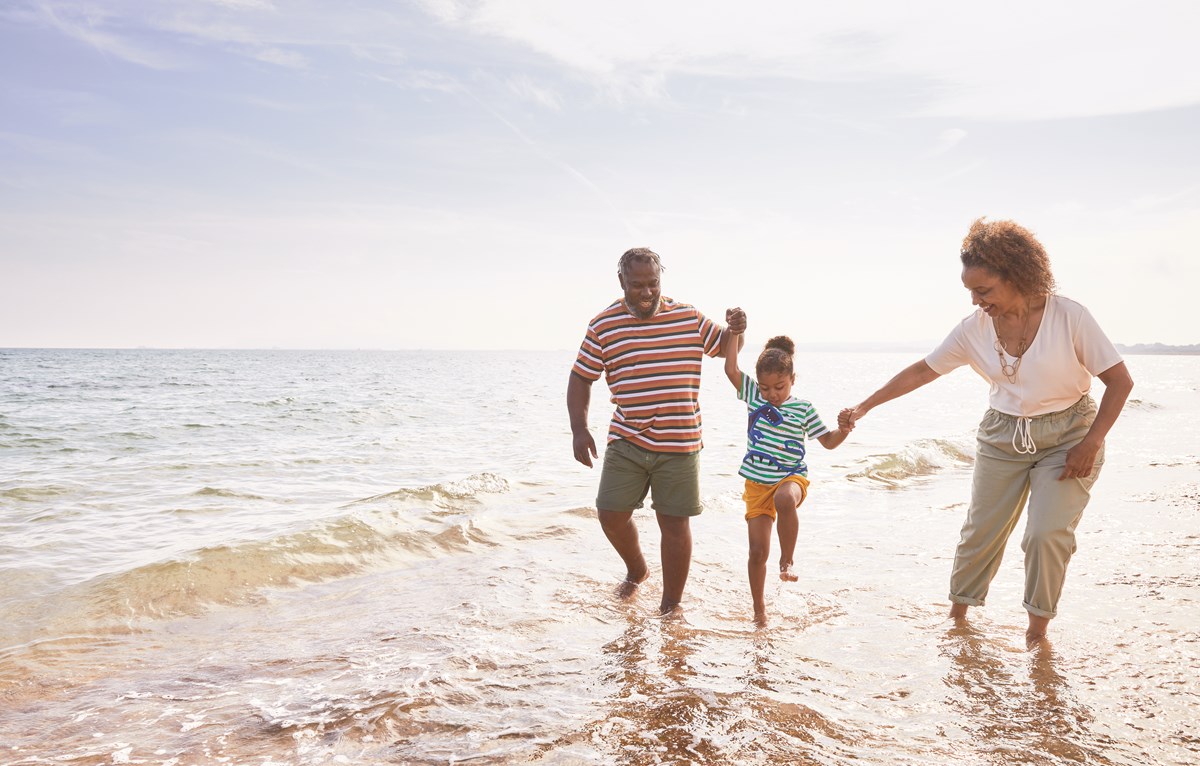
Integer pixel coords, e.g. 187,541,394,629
960,218,1056,297
756,335,795,377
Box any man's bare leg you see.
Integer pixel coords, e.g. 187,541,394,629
656,513,692,614
598,509,649,597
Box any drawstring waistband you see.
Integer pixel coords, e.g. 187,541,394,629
989,396,1093,457
1013,416,1036,454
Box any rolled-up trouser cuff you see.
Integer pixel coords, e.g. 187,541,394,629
949,594,985,607
1024,601,1056,619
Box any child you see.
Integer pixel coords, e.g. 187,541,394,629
723,307,853,625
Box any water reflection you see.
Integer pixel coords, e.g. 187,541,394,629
593,612,712,764
586,612,856,765
940,621,1110,765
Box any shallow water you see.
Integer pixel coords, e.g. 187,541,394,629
1,349,1197,764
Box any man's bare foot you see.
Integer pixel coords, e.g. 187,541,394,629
660,601,685,620
779,563,798,582
616,567,650,599
753,609,768,628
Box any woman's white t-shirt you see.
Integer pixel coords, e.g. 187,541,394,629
925,295,1123,417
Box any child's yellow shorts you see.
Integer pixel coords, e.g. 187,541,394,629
742,474,809,521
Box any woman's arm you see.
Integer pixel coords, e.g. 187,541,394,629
848,359,942,424
1060,361,1134,480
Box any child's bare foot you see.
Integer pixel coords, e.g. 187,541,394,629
615,566,649,599
779,563,798,582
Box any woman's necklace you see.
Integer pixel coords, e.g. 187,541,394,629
993,308,1032,383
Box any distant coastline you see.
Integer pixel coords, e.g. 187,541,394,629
791,342,1200,355
1115,343,1200,355
3,343,1199,355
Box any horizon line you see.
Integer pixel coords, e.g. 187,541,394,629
3,342,1197,353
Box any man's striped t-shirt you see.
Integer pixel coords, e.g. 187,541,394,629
572,297,725,454
737,372,829,484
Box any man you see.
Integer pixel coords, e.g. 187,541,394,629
567,247,744,614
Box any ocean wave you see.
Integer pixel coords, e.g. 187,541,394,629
348,472,511,508
193,487,266,500
3,435,66,447
254,397,297,407
57,477,510,624
0,484,78,501
846,438,974,488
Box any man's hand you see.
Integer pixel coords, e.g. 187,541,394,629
573,430,598,468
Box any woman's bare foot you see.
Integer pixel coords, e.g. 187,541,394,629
753,609,768,627
1026,614,1051,648
948,602,969,624
779,563,798,582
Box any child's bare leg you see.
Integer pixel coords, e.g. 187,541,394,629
747,515,774,624
774,481,803,581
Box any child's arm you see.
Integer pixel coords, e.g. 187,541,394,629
722,307,746,389
816,408,856,449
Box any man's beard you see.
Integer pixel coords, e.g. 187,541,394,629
628,296,661,319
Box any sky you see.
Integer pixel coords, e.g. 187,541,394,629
2,1,1198,350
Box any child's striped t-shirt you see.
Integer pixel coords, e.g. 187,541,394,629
737,372,829,484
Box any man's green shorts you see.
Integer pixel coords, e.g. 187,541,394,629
596,438,703,517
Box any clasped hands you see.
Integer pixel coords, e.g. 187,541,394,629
837,406,861,432
725,306,858,434
725,307,747,334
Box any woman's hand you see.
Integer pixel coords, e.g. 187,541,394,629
1060,438,1101,480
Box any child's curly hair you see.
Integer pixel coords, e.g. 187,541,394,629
959,217,1056,297
756,336,795,378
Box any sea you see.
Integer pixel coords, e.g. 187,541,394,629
1,348,1197,766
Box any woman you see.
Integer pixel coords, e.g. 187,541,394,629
843,218,1133,645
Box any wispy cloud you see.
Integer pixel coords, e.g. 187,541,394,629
923,128,967,158
202,0,276,9
252,45,306,68
33,0,183,69
418,1,1200,120
505,74,561,111
0,130,111,163
373,70,463,95
457,86,641,239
